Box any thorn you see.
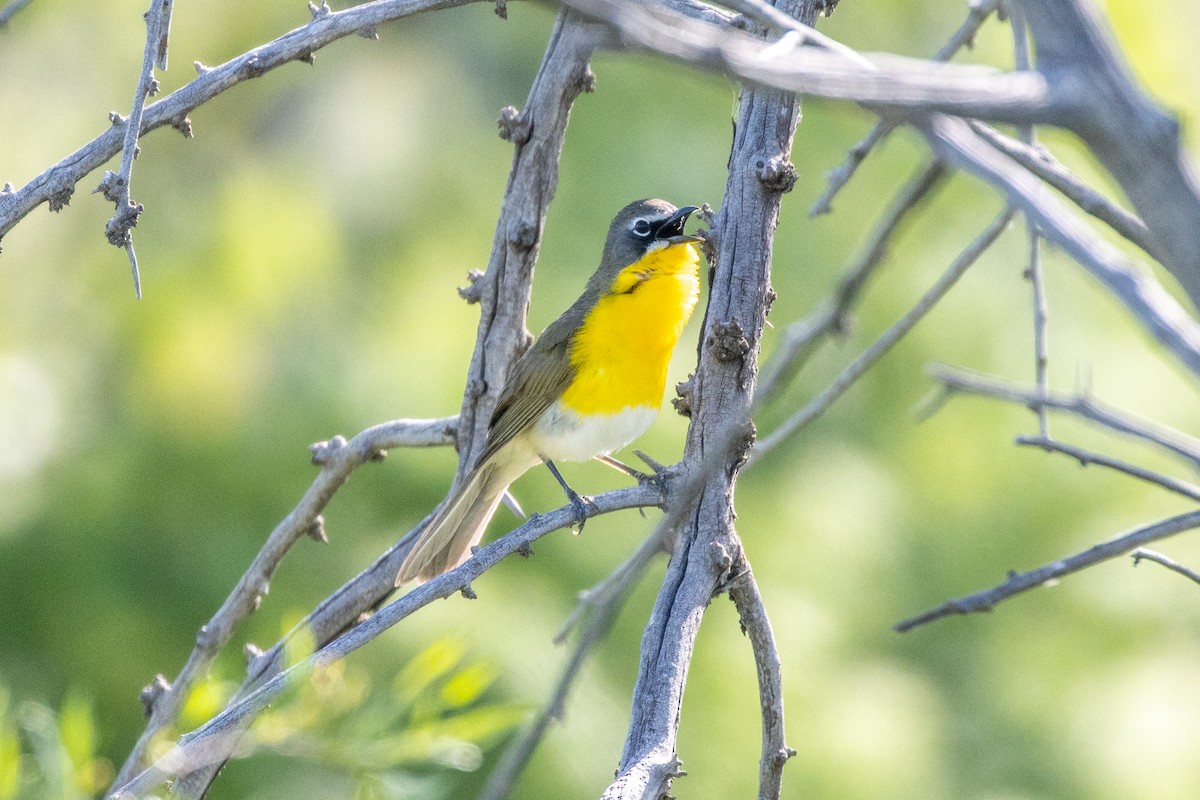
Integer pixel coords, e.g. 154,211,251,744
139,674,172,717
308,0,331,19
92,171,123,203
108,111,127,127
194,60,211,75
243,642,264,667
305,515,328,543
461,583,478,600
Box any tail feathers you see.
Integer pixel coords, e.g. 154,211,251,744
397,459,513,585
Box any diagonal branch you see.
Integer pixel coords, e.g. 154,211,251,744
1132,548,1200,587
108,416,456,790
922,114,1200,378
810,0,1002,216
1016,435,1200,502
896,509,1200,632
752,207,1015,463
109,483,665,799
929,365,1200,469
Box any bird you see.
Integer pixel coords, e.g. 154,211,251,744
396,199,704,585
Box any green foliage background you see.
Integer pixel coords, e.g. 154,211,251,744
2,1,1200,797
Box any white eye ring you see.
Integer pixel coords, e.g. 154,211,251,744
631,218,652,237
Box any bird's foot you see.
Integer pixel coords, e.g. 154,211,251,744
566,488,600,532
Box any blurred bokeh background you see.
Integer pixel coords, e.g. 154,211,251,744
2,0,1200,797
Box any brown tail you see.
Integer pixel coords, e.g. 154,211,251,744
396,452,524,585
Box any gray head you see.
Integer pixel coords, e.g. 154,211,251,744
595,199,701,279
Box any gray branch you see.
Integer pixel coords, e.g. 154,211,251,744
1016,435,1200,503
1132,548,1200,587
110,484,664,798
896,509,1200,632
0,0,33,29
107,416,457,791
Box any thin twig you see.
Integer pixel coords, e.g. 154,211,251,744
751,207,1015,464
728,568,793,800
758,160,947,402
1015,435,1200,502
108,416,456,790
967,120,1160,261
1132,548,1200,587
0,0,32,28
929,365,1200,469
923,114,1200,378
98,0,172,298
896,509,1200,632
808,0,1002,216
1008,3,1050,438
109,484,665,798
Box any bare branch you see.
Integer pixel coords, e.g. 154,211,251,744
752,207,1015,464
922,114,1200,378
1017,0,1200,308
0,0,489,244
1132,548,1200,587
717,0,874,69
1016,435,1200,502
563,0,1052,122
110,483,665,798
728,568,793,800
929,365,1200,469
810,0,1002,216
108,416,457,790
896,509,1200,632
967,121,1159,262
481,527,668,800
758,160,948,402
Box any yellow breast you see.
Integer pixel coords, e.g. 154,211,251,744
560,242,701,416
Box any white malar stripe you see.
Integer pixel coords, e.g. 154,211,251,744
529,402,659,463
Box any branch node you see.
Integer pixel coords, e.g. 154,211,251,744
171,114,194,138
357,24,379,40
1,182,13,197
194,60,211,76
93,171,124,203
307,0,331,20
105,201,143,247
497,105,531,144
147,77,161,97
297,51,316,66
757,153,797,193
706,318,751,363
672,373,695,418
507,216,538,251
109,111,127,127
243,642,264,668
309,434,347,465
458,269,486,303
494,0,507,19
574,64,596,94
460,583,478,600
139,674,171,717
516,541,534,558
305,514,329,543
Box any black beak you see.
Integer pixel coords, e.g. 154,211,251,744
655,205,703,244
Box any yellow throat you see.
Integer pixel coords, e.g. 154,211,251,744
560,241,702,415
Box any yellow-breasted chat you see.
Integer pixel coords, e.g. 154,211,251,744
396,199,704,584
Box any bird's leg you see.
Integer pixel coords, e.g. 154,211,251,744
543,459,598,531
595,451,669,489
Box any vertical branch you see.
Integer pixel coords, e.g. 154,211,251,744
155,12,603,799
96,0,173,298
603,2,821,797
1010,4,1050,436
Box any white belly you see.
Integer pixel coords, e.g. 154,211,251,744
526,401,658,463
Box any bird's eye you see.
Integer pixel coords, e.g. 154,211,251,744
631,218,652,237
